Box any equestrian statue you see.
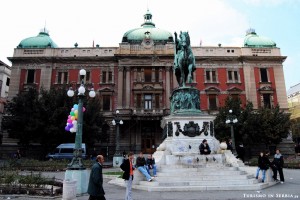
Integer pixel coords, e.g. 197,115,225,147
174,31,196,87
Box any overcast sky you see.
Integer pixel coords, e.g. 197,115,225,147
1,0,299,91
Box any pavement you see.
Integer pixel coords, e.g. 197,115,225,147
0,167,300,200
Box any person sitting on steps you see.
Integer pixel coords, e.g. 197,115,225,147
146,154,157,177
135,152,154,182
199,139,211,155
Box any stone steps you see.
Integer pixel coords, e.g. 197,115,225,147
138,178,258,187
154,174,253,181
133,182,272,192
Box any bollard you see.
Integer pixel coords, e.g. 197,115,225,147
62,179,77,200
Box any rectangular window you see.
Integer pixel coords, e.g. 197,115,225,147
27,69,35,84
205,69,217,83
155,69,159,82
260,68,268,82
102,71,107,83
85,71,91,82
263,94,271,109
108,71,112,83
136,94,142,109
57,72,68,84
6,78,10,86
155,94,160,109
102,95,110,111
144,68,152,82
63,72,68,84
208,94,217,110
227,70,240,83
144,94,152,109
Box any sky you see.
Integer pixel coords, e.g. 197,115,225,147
0,0,299,91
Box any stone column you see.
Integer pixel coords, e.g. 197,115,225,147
125,66,131,108
165,66,171,109
8,66,21,100
117,66,124,109
40,66,52,91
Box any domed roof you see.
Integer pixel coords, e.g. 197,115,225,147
244,28,276,48
17,28,58,48
122,10,173,44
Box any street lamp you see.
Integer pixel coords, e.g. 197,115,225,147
67,69,96,169
225,109,238,155
112,110,123,167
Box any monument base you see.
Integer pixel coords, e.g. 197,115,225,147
65,169,89,195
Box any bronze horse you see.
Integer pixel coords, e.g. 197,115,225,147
174,31,195,87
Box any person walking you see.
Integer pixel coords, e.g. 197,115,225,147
87,155,106,200
146,154,157,177
136,152,154,182
255,151,271,183
120,152,135,200
272,149,285,183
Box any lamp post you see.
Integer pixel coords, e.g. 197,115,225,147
225,109,238,155
112,110,123,167
67,69,96,169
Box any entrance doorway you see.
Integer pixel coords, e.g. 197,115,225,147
141,121,157,154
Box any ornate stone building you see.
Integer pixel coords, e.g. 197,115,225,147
7,10,288,156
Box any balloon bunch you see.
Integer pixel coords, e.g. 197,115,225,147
65,104,86,133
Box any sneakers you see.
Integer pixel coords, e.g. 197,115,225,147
280,181,284,184
147,179,152,182
255,176,258,179
262,180,264,183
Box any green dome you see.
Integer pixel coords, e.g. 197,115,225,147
122,10,173,44
244,29,276,48
18,29,58,48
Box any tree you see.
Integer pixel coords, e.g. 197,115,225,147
214,97,291,147
3,88,42,147
2,86,104,156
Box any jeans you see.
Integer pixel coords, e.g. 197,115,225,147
137,166,152,180
125,175,133,200
146,165,157,176
256,167,266,181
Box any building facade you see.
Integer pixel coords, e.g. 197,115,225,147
287,83,300,141
7,11,288,155
0,60,11,144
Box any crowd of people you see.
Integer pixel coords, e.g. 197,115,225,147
255,149,285,184
88,139,287,200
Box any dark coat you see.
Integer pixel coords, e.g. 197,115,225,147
120,159,134,180
87,162,105,197
272,154,284,169
199,143,211,155
258,155,271,170
136,156,146,167
146,158,155,168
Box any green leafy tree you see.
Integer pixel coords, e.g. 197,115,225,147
2,86,104,156
214,97,243,143
214,97,291,147
3,88,42,147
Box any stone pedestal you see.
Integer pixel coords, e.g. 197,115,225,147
160,114,220,156
65,169,89,195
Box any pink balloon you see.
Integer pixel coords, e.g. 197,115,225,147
83,107,86,112
67,119,72,124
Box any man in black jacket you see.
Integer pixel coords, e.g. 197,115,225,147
87,155,106,200
120,152,135,200
272,149,285,183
